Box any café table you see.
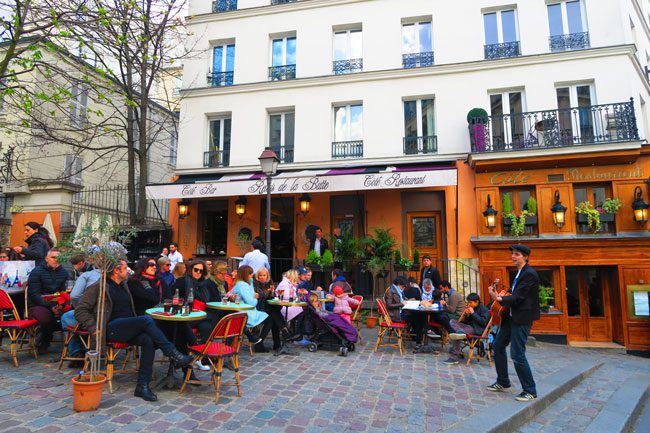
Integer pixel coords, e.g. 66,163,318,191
146,307,206,389
206,301,254,311
266,299,307,356
402,302,444,353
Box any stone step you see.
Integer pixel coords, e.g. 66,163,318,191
442,360,602,433
582,375,649,433
631,398,650,433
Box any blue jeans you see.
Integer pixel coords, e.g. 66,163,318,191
60,310,82,355
492,317,537,396
106,316,176,385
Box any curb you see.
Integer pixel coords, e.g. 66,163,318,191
443,361,602,433
582,374,649,433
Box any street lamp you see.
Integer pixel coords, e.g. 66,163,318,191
258,147,280,259
299,193,311,217
235,196,247,218
551,190,567,228
632,186,649,224
482,194,498,231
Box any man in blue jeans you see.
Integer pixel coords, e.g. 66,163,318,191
75,258,193,402
487,244,540,402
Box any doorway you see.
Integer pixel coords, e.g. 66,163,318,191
565,266,619,342
261,197,294,280
198,200,228,255
406,211,442,263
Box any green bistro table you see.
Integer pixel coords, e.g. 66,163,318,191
206,301,254,311
266,299,308,356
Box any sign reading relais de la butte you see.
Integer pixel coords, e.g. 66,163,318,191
477,164,646,187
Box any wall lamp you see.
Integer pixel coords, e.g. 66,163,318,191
551,190,567,228
483,194,498,231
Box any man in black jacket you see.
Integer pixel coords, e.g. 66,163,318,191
419,255,442,289
308,227,329,256
27,249,68,353
443,293,490,365
487,244,540,402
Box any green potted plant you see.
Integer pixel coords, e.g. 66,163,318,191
467,107,489,152
502,193,534,238
412,249,420,268
393,249,413,271
359,228,396,326
575,201,602,233
306,249,322,271
539,285,554,313
524,196,538,226
333,226,358,272
321,249,333,270
599,198,622,223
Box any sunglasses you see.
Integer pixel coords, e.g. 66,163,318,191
192,267,204,273
147,263,156,268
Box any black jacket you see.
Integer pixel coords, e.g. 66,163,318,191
22,233,51,266
169,276,221,304
127,275,163,316
461,303,491,335
403,286,422,301
500,264,541,326
26,264,68,308
420,266,442,289
309,237,330,256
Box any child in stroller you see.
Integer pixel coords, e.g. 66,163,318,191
306,294,358,356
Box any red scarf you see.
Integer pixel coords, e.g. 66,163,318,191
141,273,162,300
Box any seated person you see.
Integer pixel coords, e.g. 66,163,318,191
329,285,359,324
444,293,491,365
308,294,358,344
27,249,68,354
75,258,193,402
427,280,466,335
231,265,270,352
420,278,441,302
385,276,426,347
404,277,421,300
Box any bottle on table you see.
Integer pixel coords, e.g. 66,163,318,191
187,287,194,310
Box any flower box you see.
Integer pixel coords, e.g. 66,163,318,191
576,213,615,223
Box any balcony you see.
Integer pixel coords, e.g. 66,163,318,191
268,65,296,81
204,150,230,168
271,146,294,163
469,100,639,154
332,141,363,158
403,136,437,155
402,52,434,69
207,71,234,87
271,0,297,4
333,59,363,75
484,41,520,60
212,0,237,13
549,32,590,52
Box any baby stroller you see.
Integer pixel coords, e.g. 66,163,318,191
304,304,357,356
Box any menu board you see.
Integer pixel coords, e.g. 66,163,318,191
627,285,650,320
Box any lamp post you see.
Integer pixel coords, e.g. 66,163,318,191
258,147,280,260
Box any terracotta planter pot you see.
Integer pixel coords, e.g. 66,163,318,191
72,374,106,412
365,315,378,328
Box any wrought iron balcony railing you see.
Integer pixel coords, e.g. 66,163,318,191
549,32,590,52
212,0,237,13
207,71,234,87
271,0,297,4
204,150,230,167
403,136,438,155
469,99,639,154
332,140,363,158
402,52,434,68
268,65,296,81
271,146,294,163
484,41,520,60
333,59,363,75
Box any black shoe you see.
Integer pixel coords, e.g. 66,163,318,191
168,349,193,368
134,383,158,402
487,382,511,392
253,342,269,353
515,391,537,402
68,359,85,369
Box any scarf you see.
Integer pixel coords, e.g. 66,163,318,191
141,273,162,301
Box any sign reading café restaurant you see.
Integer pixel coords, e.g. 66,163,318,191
485,165,644,186
146,168,458,200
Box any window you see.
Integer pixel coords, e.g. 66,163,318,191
169,132,178,166
69,83,88,127
333,29,362,74
556,84,594,144
483,10,520,59
402,21,433,67
489,90,527,149
213,0,236,13
64,155,83,185
333,104,363,158
269,36,296,80
403,98,436,154
269,112,294,163
210,44,235,86
573,184,615,233
206,118,231,167
501,188,537,235
173,76,182,96
547,1,589,51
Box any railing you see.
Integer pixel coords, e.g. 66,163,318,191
402,52,434,68
207,71,234,87
332,140,363,158
203,150,230,167
403,136,437,155
268,65,296,81
484,41,520,59
271,146,294,163
271,0,297,4
469,99,639,153
333,58,363,75
71,184,168,226
212,0,237,13
549,32,590,52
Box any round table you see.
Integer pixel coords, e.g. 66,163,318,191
146,307,206,389
402,304,444,353
206,301,254,311
266,299,307,356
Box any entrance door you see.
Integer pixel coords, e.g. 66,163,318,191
333,214,358,238
261,197,294,281
565,267,614,342
406,212,442,263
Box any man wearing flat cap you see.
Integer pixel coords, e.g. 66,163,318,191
487,244,540,402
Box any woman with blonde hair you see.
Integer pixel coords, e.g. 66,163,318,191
171,262,186,281
274,269,302,322
209,260,231,296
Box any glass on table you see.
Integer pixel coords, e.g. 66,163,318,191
235,294,241,305
278,289,285,299
163,299,172,313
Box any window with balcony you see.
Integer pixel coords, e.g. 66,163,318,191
333,104,363,158
403,98,436,154
269,112,294,163
333,29,362,74
573,184,615,233
402,20,433,68
483,9,520,59
206,118,231,167
213,0,237,13
556,84,595,145
209,44,235,87
269,36,296,81
547,1,589,51
489,90,526,149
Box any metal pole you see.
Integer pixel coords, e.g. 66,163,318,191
266,175,272,260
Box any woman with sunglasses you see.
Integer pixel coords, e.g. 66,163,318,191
128,258,165,316
208,260,232,297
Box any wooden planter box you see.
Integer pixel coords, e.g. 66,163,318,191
576,213,615,223
503,215,537,226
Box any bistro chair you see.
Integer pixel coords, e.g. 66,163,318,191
427,320,448,351
374,299,406,356
57,323,92,369
463,314,494,367
0,289,39,366
350,295,364,343
87,341,141,394
180,312,248,403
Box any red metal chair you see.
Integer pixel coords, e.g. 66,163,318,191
426,321,448,351
180,312,248,402
57,324,91,369
105,341,140,394
0,289,39,366
374,299,406,356
350,295,364,343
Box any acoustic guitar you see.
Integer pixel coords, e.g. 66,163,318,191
488,278,510,327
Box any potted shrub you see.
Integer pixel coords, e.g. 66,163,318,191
525,197,538,226
393,249,413,271
575,201,603,233
539,285,554,313
321,249,333,271
467,107,489,152
412,249,420,268
600,198,622,223
306,249,322,271
333,226,358,272
502,193,535,238
359,228,396,327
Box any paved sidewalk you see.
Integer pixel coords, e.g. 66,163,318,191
0,329,648,433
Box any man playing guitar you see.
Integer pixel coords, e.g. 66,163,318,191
487,244,540,402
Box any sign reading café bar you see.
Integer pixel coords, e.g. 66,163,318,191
480,165,645,186
146,168,458,200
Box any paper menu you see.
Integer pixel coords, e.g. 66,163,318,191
633,292,649,317
404,300,421,309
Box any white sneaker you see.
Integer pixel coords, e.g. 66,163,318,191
427,330,441,339
194,360,210,371
449,333,467,341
